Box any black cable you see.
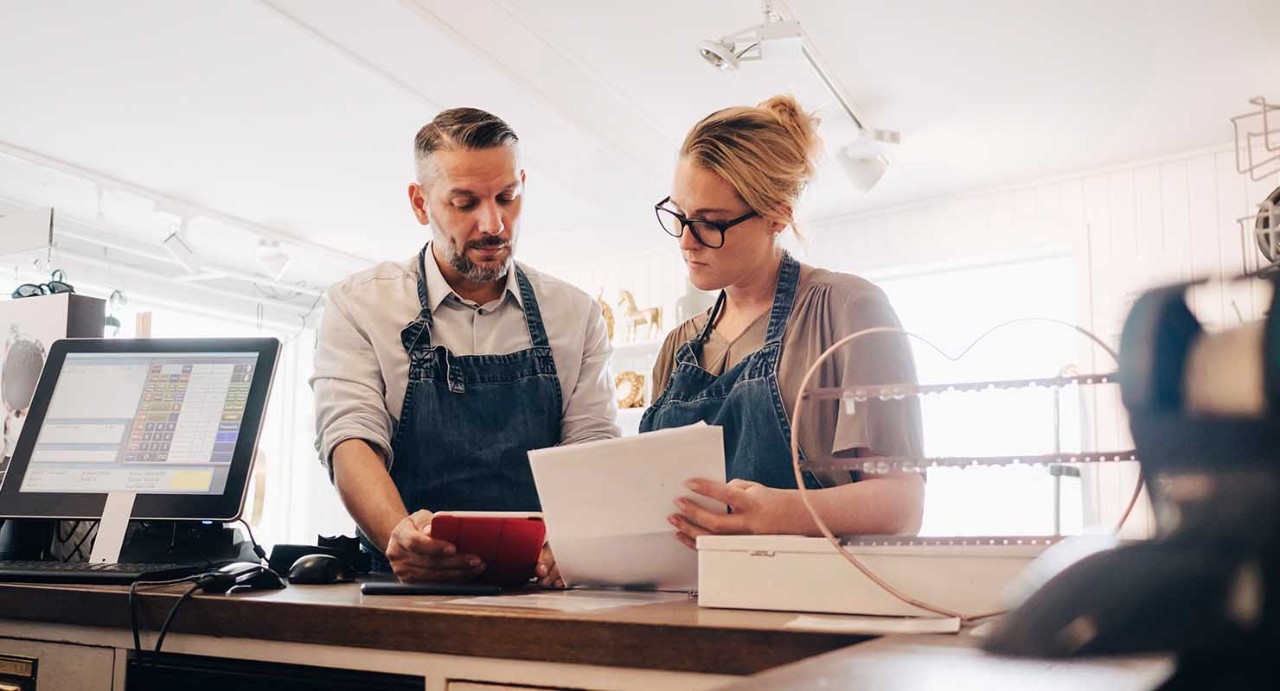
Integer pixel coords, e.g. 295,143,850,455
129,581,142,653
128,575,202,655
154,582,201,654
237,518,267,562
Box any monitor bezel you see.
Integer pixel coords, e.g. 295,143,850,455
0,337,280,521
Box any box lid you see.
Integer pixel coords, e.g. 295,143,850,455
696,534,1055,558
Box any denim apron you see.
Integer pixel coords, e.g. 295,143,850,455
640,253,819,489
364,247,564,570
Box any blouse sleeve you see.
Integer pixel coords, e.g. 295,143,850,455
782,278,924,466
828,293,924,459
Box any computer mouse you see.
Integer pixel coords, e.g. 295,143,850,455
288,553,355,585
198,561,287,593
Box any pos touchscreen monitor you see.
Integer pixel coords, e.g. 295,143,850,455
0,338,280,543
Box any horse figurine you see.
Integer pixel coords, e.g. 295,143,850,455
617,291,662,341
596,290,615,342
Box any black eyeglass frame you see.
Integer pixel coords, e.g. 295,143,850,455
654,196,758,249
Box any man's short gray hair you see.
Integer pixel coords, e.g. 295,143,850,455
414,107,519,184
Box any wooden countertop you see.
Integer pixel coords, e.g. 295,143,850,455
721,634,1176,690
0,581,872,675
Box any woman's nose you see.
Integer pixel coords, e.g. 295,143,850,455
678,223,702,251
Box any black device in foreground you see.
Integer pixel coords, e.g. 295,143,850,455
986,276,1280,687
360,582,502,596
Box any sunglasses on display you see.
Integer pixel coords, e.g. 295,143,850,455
12,271,75,300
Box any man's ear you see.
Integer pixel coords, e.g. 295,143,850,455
408,183,431,226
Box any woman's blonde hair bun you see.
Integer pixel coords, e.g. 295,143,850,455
680,94,821,234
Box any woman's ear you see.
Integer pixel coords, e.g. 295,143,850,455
772,204,793,235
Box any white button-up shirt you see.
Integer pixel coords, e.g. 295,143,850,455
311,243,619,470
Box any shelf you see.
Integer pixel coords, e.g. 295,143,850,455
617,406,648,436
610,338,666,358
802,450,1139,474
800,372,1117,402
841,535,1063,547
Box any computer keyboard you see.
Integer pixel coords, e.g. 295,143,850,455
0,560,205,585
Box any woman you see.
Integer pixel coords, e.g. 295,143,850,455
641,95,925,547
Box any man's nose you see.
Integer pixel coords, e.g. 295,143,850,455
477,201,505,235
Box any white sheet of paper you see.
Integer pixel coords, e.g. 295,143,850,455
784,614,962,635
529,423,726,591
439,590,690,613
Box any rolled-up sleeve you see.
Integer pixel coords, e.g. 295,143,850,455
559,299,621,445
832,294,923,459
310,287,394,474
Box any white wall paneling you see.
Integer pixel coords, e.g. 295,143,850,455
545,143,1274,537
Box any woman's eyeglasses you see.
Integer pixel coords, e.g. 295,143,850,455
654,196,756,249
12,271,75,300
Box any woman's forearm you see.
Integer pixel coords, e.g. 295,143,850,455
778,473,924,536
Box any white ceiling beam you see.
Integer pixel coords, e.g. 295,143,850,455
53,247,313,314
12,262,303,334
55,227,327,298
402,0,675,183
0,139,375,268
0,192,328,298
256,0,446,114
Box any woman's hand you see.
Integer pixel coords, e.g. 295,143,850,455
668,478,800,549
535,543,564,587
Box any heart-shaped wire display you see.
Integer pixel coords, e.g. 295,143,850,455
790,318,1145,621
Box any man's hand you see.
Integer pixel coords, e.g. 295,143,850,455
385,510,487,582
534,543,564,587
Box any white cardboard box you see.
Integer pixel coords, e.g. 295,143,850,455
697,534,1050,617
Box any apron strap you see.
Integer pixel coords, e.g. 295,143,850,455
763,252,800,345
401,245,437,355
695,292,727,347
515,267,552,349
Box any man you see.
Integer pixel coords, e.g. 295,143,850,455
311,108,619,583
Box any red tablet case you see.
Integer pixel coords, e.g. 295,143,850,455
429,513,546,586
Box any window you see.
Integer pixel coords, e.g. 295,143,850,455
872,254,1085,536
110,303,347,548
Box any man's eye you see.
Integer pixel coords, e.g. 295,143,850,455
497,195,516,204
452,200,477,210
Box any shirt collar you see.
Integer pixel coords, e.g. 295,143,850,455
421,242,522,313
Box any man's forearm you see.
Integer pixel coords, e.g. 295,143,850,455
332,439,410,551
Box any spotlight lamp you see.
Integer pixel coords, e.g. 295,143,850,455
698,0,900,191
697,20,802,73
255,238,292,280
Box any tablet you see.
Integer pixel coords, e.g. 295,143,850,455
430,511,545,586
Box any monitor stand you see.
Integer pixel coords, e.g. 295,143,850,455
89,492,136,564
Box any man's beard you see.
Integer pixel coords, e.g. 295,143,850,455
434,228,513,283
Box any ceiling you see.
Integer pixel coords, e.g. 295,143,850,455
0,0,1276,309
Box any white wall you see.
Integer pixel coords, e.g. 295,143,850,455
543,143,1278,538
807,144,1275,537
